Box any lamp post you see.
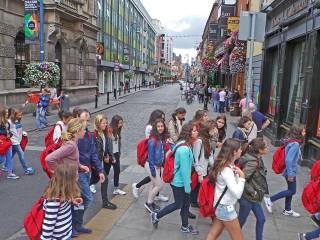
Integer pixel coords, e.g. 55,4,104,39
39,0,45,62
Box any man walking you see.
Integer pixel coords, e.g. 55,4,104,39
219,88,226,113
249,103,270,137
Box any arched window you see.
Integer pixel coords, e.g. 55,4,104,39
15,31,30,88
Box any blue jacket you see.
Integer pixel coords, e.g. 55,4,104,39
78,130,103,173
283,142,301,177
38,94,50,109
232,128,248,143
0,124,8,136
147,138,165,177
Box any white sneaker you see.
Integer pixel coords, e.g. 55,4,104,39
282,209,300,217
264,197,273,213
90,185,97,194
132,183,139,199
155,194,169,202
113,188,126,195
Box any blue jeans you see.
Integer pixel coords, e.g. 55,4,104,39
157,185,190,228
12,144,28,171
238,197,265,240
0,146,13,173
213,101,220,112
36,108,48,129
305,228,320,240
270,177,296,211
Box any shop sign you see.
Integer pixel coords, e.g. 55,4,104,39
24,0,39,43
271,0,310,27
317,111,320,138
218,5,236,26
228,17,240,32
114,60,120,72
96,42,104,55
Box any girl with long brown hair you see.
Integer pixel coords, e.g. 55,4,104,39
41,163,82,240
206,139,245,240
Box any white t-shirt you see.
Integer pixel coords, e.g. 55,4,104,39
53,121,67,143
145,125,152,139
112,138,119,154
219,91,226,102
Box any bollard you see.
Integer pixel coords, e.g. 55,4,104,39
135,85,137,91
107,92,110,105
119,87,121,96
139,84,141,90
95,94,98,109
113,88,117,100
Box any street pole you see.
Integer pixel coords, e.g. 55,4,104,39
246,13,256,109
39,0,45,62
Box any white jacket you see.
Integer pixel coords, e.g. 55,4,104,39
8,119,22,145
193,139,213,177
214,166,245,206
53,121,67,143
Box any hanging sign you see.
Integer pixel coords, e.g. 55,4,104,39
228,17,240,32
24,0,39,43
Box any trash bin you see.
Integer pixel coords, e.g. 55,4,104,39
60,95,70,112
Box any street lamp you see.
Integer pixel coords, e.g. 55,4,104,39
40,0,45,62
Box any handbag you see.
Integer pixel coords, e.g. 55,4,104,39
0,135,12,155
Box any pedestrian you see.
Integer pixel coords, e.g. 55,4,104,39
241,111,258,143
53,110,72,144
216,115,227,148
193,109,209,125
212,89,220,112
0,107,19,179
239,93,252,114
208,86,212,102
264,125,306,217
299,212,320,239
219,88,226,113
238,138,269,240
249,103,271,138
151,123,199,235
7,108,35,175
191,122,214,207
73,109,105,236
144,118,169,213
90,114,117,210
206,139,245,240
225,87,230,112
198,84,205,104
106,115,126,195
168,107,186,147
207,120,219,160
232,116,252,143
36,88,51,129
41,163,82,240
45,118,88,173
132,110,168,201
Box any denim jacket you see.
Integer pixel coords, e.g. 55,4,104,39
283,142,301,177
232,128,248,143
37,94,50,109
147,137,165,177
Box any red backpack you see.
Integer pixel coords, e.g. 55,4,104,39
310,160,320,181
136,139,149,167
24,197,45,240
272,140,297,174
198,177,215,217
301,179,320,214
44,124,62,147
163,143,187,183
39,142,62,178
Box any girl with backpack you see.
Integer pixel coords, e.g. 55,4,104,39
144,118,169,213
7,108,34,175
53,110,73,144
90,114,117,210
168,108,186,147
0,107,19,179
206,138,245,240
106,115,126,196
264,125,305,217
151,123,199,235
232,116,252,143
193,110,209,125
41,163,82,240
132,110,169,202
216,115,227,148
237,138,269,240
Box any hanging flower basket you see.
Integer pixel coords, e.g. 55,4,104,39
201,57,218,73
229,39,247,74
23,62,60,87
124,70,135,79
220,54,230,74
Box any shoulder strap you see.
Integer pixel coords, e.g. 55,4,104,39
214,186,228,209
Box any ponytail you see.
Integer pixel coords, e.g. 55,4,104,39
62,118,86,142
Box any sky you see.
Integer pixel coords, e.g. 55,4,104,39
140,0,213,63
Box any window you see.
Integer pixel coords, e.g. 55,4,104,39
286,41,305,124
15,32,30,88
268,50,279,116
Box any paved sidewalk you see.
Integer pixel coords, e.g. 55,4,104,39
80,100,316,240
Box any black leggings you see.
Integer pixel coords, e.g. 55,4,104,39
104,152,121,187
136,176,151,188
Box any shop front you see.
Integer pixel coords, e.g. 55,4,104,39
260,0,320,165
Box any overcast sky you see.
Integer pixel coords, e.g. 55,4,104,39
140,0,213,62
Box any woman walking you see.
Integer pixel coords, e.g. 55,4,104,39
151,123,199,235
53,110,73,144
206,139,245,240
238,138,269,240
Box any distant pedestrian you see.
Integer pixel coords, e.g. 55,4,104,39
36,88,51,129
198,84,205,103
219,88,226,113
212,89,220,113
239,93,252,114
216,115,227,148
208,86,213,102
238,138,269,240
41,163,82,240
53,110,72,144
151,123,199,235
206,139,245,240
225,88,230,112
249,103,270,138
264,125,306,218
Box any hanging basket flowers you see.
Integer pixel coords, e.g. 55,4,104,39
23,62,60,87
229,39,247,74
220,53,230,74
201,56,218,73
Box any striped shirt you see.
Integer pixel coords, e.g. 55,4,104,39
41,200,72,240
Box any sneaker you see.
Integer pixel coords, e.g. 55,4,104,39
298,233,306,240
154,194,169,202
90,185,97,194
144,202,160,213
311,214,320,227
132,183,139,199
181,225,199,235
25,167,35,175
102,201,117,210
76,226,92,234
1,166,8,172
113,188,126,195
264,197,273,213
151,212,159,228
71,228,79,238
282,209,300,217
7,173,19,180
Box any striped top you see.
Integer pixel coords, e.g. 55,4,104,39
41,200,72,240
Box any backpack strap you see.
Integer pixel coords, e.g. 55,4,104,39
214,186,228,209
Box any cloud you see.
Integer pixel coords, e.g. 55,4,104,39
167,21,191,32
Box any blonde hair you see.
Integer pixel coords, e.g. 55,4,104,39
61,118,86,142
94,114,107,137
43,163,80,201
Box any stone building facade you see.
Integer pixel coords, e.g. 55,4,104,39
0,0,99,108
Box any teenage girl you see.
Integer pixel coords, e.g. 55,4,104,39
168,108,186,146
216,115,227,148
232,116,252,143
193,110,209,125
53,110,73,144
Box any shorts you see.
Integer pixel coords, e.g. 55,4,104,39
215,204,238,221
